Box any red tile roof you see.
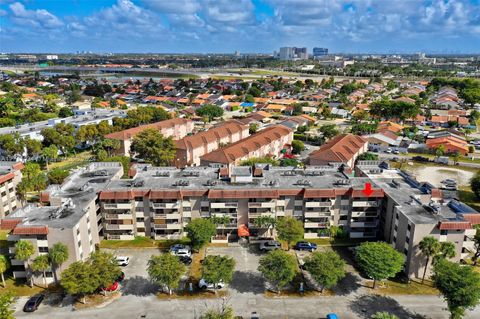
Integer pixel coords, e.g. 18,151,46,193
105,118,192,141
438,221,471,230
0,172,15,185
13,225,49,235
462,214,480,225
309,134,367,165
0,219,22,230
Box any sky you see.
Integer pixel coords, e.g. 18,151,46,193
0,0,479,54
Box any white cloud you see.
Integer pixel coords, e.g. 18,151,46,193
9,2,63,28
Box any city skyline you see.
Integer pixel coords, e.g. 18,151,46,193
1,0,480,54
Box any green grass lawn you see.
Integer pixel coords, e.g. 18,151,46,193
48,151,92,171
458,186,480,211
369,278,439,295
0,278,49,296
99,236,190,249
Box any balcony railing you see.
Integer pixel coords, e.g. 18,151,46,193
151,202,180,209
103,203,132,210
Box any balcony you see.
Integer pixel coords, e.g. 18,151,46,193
305,212,331,218
151,202,180,209
350,221,378,228
249,212,275,218
105,224,134,231
107,234,134,240
166,223,182,230
351,211,379,218
37,240,48,247
340,199,350,205
276,211,285,217
155,213,181,220
352,201,379,208
201,201,210,207
135,211,144,218
305,201,333,208
183,211,191,218
182,201,191,207
103,203,132,210
350,231,376,239
304,222,329,228
210,202,238,209
105,213,133,220
248,201,275,209
276,200,286,207
136,222,145,228
294,200,304,206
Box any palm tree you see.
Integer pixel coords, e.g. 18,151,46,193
211,214,231,237
14,240,35,287
31,255,50,287
419,236,440,283
452,151,460,165
254,215,276,238
49,243,69,284
0,255,10,288
439,242,456,260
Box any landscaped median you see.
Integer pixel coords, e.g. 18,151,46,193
99,236,191,250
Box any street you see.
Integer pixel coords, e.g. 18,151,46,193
13,245,480,319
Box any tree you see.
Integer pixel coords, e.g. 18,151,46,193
319,124,339,139
304,251,346,292
432,259,480,319
357,152,379,161
210,214,231,237
0,292,15,319
419,236,441,283
0,255,10,288
253,215,276,237
24,138,42,160
472,226,480,266
201,255,235,292
471,172,480,200
258,250,296,293
89,251,121,294
291,140,304,154
58,106,74,118
185,218,216,251
355,241,404,288
195,104,224,122
31,255,50,287
130,128,176,166
15,240,35,287
439,242,456,260
147,254,185,295
47,168,69,185
41,144,58,170
436,145,445,158
371,312,399,319
49,243,69,283
452,151,461,165
249,123,258,134
275,217,304,250
61,261,99,304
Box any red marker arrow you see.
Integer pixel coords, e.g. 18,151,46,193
362,183,373,197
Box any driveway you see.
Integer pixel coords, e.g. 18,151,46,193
206,244,265,295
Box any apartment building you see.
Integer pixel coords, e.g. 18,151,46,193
309,134,368,168
1,160,478,282
200,125,293,169
174,120,249,168
0,161,24,218
105,118,194,156
0,163,123,285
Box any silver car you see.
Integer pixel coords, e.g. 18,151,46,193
259,240,281,252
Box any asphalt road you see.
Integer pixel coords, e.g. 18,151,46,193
379,153,480,169
13,246,480,319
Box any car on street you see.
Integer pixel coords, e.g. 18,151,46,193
102,281,119,292
198,278,225,290
385,148,392,153
326,314,339,319
116,256,130,266
23,295,44,312
441,179,456,184
179,256,192,265
171,248,192,257
294,241,317,252
259,240,281,252
393,149,400,154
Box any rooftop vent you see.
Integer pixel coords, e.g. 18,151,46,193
295,179,312,186
173,180,189,187
155,171,170,177
282,170,296,176
205,180,217,186
182,171,200,177
305,171,325,176
93,170,108,177
334,179,351,186
130,179,144,187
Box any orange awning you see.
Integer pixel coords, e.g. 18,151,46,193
238,224,250,237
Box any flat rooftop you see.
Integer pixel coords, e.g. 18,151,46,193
9,162,123,229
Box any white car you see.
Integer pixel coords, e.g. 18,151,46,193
116,256,130,266
198,278,225,290
173,249,192,258
259,240,281,252
385,148,392,153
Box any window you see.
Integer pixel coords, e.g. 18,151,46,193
77,240,81,247
405,237,410,244
440,230,448,235
38,247,49,253
404,248,408,255
394,225,398,232
393,236,397,243
407,224,411,231
395,213,399,220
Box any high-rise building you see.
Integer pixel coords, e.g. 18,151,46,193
278,47,308,60
313,47,329,58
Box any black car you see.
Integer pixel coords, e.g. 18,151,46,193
23,295,44,312
294,241,317,252
179,256,192,265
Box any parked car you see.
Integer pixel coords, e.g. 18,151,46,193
116,256,130,266
103,281,119,292
169,244,190,253
385,148,392,153
392,149,400,154
294,241,317,252
198,278,225,290
171,248,192,258
179,256,192,265
259,240,281,252
412,155,430,162
326,314,339,319
23,295,44,312
441,179,456,185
